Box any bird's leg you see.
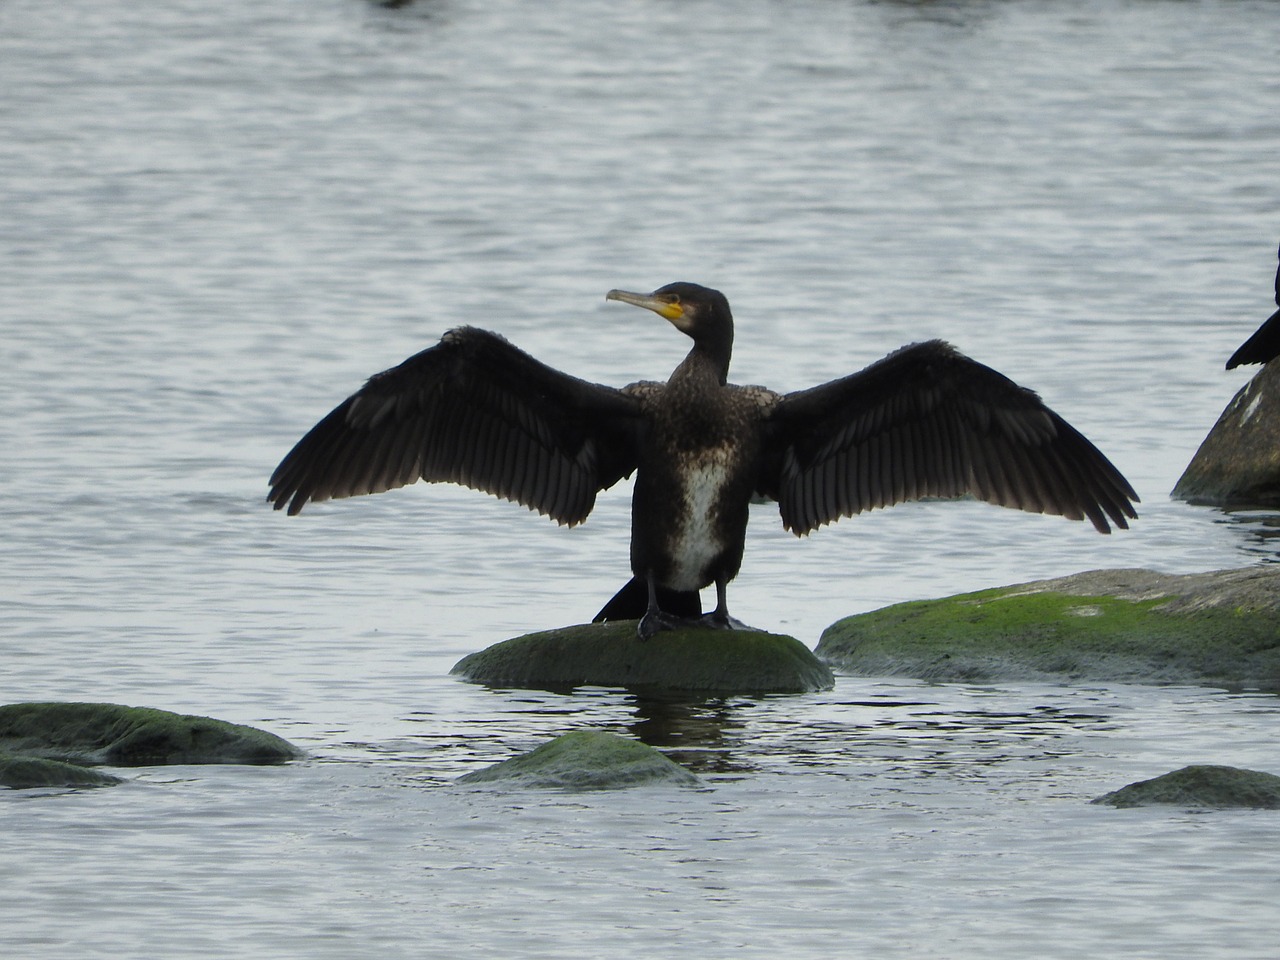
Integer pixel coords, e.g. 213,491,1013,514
699,577,752,631
637,572,686,641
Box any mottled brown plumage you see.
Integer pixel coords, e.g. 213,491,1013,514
268,282,1138,638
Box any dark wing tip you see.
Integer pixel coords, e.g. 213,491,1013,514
266,327,642,525
766,342,1139,537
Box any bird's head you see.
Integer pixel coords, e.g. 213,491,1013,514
605,282,732,341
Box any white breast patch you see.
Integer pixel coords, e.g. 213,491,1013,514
666,450,733,591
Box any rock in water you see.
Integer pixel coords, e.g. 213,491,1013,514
0,754,124,790
816,567,1280,688
1174,362,1280,505
0,702,303,767
451,620,834,694
456,730,699,790
1093,765,1280,809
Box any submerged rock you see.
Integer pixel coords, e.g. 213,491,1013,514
1093,765,1280,809
1174,361,1280,505
0,753,124,790
456,729,699,790
452,620,834,694
0,702,304,767
816,567,1280,688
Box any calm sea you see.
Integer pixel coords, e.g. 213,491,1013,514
3,0,1279,957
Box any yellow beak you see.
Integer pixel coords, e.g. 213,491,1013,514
605,289,685,323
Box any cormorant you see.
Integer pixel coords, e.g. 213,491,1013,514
268,282,1138,639
1226,243,1280,369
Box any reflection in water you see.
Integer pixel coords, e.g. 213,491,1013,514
424,683,1122,780
626,695,754,774
1215,509,1280,563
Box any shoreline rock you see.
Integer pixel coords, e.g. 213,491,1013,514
452,620,835,694
816,567,1280,689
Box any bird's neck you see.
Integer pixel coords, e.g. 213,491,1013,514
673,334,732,387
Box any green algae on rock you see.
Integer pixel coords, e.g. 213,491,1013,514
0,753,124,790
451,620,834,694
456,729,699,790
816,567,1280,688
1093,765,1280,809
0,702,304,767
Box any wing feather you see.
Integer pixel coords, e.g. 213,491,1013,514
761,340,1138,536
268,326,643,524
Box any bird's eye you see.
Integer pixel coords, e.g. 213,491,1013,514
666,295,681,305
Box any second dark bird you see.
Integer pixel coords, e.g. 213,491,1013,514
1226,243,1280,369
268,282,1139,640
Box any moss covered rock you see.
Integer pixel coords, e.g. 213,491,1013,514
456,730,699,790
0,753,124,790
0,702,303,767
1093,765,1280,809
816,567,1280,688
1174,361,1280,505
451,620,834,694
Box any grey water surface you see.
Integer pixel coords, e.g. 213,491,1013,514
3,0,1280,957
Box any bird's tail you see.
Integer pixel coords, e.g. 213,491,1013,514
592,577,702,623
1226,307,1280,368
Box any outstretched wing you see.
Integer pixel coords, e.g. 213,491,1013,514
268,327,644,524
758,340,1139,536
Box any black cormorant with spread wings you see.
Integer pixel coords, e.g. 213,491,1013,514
268,283,1138,639
1226,243,1280,369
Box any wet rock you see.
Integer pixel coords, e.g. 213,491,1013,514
451,620,834,694
456,729,699,790
0,702,304,767
0,753,124,790
816,566,1280,688
1173,362,1280,505
1093,764,1280,809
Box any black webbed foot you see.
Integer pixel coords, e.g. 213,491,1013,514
698,611,754,632
637,609,758,640
637,608,691,641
